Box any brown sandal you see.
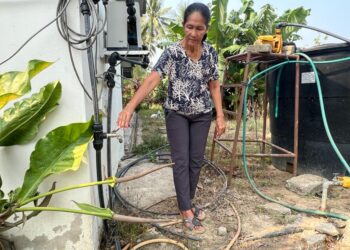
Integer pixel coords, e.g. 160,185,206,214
183,217,206,234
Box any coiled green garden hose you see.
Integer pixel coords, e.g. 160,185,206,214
243,53,350,220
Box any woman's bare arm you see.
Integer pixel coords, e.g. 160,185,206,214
209,79,226,137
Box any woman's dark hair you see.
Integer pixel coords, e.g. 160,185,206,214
183,2,210,41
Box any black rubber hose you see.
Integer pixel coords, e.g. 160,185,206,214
115,149,227,216
114,148,227,242
151,223,202,241
277,22,350,43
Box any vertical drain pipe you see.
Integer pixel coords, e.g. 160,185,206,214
81,0,107,232
107,87,113,210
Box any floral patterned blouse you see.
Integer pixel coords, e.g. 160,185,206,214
152,41,219,115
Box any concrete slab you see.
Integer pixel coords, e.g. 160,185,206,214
117,160,176,209
286,174,325,196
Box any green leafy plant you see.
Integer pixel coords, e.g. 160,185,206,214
0,60,98,232
0,60,172,243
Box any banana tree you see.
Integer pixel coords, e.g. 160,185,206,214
221,0,310,111
223,0,311,57
141,0,173,54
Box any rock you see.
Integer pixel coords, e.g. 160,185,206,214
328,218,347,229
118,160,176,209
217,226,228,236
315,222,340,236
286,174,325,196
260,203,291,216
339,220,350,250
302,233,326,250
150,111,162,119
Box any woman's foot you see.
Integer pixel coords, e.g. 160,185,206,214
181,210,206,234
191,204,206,221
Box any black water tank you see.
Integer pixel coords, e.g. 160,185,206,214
267,43,350,178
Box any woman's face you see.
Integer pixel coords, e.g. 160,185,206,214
183,11,208,46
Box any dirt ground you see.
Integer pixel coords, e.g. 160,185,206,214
113,110,350,250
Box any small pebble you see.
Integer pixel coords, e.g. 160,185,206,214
217,226,227,236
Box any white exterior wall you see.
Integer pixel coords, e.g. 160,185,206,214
0,0,124,249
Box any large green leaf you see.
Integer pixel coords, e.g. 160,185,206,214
16,119,93,203
74,202,113,219
0,60,53,109
0,81,62,146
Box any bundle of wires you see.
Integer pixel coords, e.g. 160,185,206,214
56,0,107,50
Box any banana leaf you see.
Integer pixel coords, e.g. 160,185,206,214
0,81,62,146
0,60,53,109
208,0,229,51
15,119,93,203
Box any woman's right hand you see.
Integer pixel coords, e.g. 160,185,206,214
117,107,134,128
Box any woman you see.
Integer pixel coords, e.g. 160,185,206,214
117,2,225,233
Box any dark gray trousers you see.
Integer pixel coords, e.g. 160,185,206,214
165,109,212,211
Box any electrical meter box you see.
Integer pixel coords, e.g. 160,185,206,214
106,1,143,50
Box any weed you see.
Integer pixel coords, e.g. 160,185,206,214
133,132,168,155
133,109,168,155
117,221,147,244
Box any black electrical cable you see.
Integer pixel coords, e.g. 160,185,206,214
0,0,72,66
113,148,227,241
56,0,107,50
114,149,227,216
65,12,93,101
277,22,350,44
151,223,202,241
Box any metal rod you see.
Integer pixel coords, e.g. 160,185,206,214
262,141,295,155
222,84,243,88
210,136,216,162
222,109,236,117
214,140,232,153
217,139,262,142
216,138,295,155
82,0,107,232
293,56,300,176
214,140,294,158
228,51,252,184
211,59,229,162
107,88,113,210
225,52,299,62
240,154,295,158
262,75,268,154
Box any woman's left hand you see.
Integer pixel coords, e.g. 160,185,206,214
215,116,226,138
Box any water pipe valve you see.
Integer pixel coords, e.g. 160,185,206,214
105,129,123,143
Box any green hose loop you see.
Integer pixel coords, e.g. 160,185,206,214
241,54,350,220
295,52,350,175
